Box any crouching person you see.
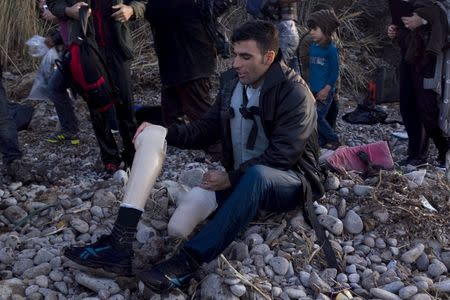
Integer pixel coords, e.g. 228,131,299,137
63,21,324,293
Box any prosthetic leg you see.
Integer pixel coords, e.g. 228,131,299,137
63,125,167,276
122,125,167,210
168,187,217,238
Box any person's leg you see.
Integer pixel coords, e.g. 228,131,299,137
64,125,167,275
414,72,450,165
277,20,300,73
326,97,339,130
161,86,183,126
46,69,80,144
175,78,222,160
177,78,214,122
87,105,121,171
399,60,428,162
316,92,339,147
0,79,21,165
139,165,303,292
107,50,137,168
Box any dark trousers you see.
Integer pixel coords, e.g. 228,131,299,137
316,92,339,146
88,47,137,166
48,69,79,135
0,80,21,165
326,97,339,130
183,165,303,263
399,60,449,160
161,78,213,126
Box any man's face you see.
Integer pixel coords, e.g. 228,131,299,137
232,40,274,87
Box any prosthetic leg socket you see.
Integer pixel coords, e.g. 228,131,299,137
122,125,167,210
168,187,217,238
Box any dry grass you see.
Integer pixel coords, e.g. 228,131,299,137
0,0,51,70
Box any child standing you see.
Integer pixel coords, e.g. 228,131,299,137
307,9,340,149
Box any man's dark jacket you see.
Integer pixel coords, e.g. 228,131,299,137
144,0,217,87
46,0,146,60
396,0,447,68
166,54,325,199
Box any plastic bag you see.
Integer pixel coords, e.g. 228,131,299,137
26,35,49,58
327,141,394,174
28,48,59,101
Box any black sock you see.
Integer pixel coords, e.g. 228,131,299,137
111,206,143,250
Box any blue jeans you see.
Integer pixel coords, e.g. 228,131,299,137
316,92,339,146
183,165,303,263
48,69,79,135
277,20,301,74
0,80,21,165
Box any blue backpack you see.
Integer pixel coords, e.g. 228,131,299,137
246,0,268,17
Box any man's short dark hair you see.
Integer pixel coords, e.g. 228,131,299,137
231,21,279,55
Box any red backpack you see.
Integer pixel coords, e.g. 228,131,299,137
57,6,117,112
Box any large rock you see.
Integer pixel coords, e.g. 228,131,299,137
309,271,332,294
34,248,54,265
0,278,25,299
370,288,402,300
12,259,34,276
4,206,27,223
75,272,120,294
324,175,340,191
343,210,364,234
269,257,290,276
432,279,450,293
92,189,117,208
0,247,15,264
178,169,204,188
70,218,90,234
201,274,239,300
318,215,343,235
353,185,374,196
427,259,448,278
136,223,157,243
23,263,51,279
401,243,425,264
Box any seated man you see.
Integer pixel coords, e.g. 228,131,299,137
64,20,325,293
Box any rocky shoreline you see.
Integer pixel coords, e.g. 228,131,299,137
0,95,449,300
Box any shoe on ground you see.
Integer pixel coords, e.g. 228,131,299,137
398,157,427,167
138,251,197,293
6,158,34,183
63,235,133,276
46,132,80,145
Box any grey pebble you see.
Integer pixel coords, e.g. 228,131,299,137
399,285,418,299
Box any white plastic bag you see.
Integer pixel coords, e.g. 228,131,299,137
26,35,49,58
28,48,59,101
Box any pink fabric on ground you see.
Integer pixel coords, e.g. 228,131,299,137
327,141,394,173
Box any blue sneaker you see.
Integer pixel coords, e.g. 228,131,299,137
138,252,197,292
63,235,133,276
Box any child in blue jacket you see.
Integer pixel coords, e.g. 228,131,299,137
307,9,341,149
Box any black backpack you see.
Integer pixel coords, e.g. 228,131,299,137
56,6,118,112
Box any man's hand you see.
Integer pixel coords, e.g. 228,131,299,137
65,2,89,20
42,9,58,22
133,122,152,144
111,4,134,23
201,170,231,191
387,24,398,40
402,13,425,31
316,85,331,102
